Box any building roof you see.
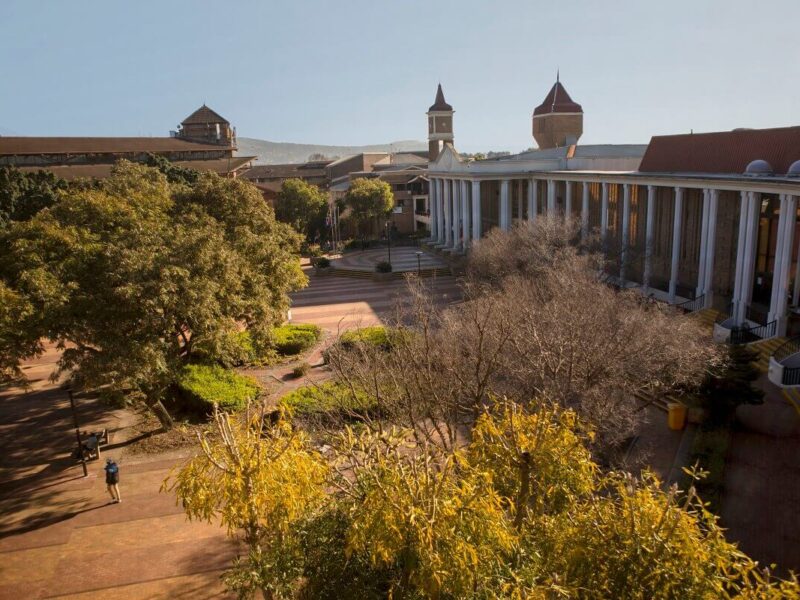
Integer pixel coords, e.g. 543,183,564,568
533,78,583,116
639,126,800,174
491,144,647,162
181,105,230,125
428,84,453,112
0,136,234,155
17,156,255,180
241,161,331,181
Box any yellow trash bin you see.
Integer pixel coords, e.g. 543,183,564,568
667,402,687,431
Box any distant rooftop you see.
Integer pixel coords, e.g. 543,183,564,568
181,104,230,125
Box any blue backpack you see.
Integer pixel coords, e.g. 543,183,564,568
105,462,119,484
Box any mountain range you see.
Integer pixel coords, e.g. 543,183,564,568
235,137,427,165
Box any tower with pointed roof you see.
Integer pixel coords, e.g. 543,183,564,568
531,74,583,149
177,104,236,147
427,84,454,162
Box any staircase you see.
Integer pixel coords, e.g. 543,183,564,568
689,308,721,333
781,388,800,416
747,336,786,374
634,390,682,413
331,267,452,280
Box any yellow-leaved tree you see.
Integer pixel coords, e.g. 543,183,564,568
164,406,328,599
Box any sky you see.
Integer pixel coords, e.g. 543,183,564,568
1,0,798,153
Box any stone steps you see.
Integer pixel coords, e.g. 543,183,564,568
748,337,786,374
330,267,452,280
689,307,721,331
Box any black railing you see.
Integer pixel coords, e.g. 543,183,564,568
730,320,777,345
715,302,734,325
783,367,800,386
773,336,800,362
675,294,705,313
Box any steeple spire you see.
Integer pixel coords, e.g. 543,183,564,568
428,83,453,112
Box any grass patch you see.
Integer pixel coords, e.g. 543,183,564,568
280,381,375,419
273,323,322,356
176,364,260,414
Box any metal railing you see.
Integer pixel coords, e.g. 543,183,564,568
674,294,705,313
729,319,777,345
783,366,800,386
773,336,800,362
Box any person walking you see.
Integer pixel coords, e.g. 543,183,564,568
104,458,121,504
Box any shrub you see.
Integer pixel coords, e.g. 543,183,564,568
315,256,331,269
273,324,321,356
686,423,732,513
375,261,392,273
303,242,323,258
339,326,389,348
292,362,310,378
176,364,260,414
280,381,375,418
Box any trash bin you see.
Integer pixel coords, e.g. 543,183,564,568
667,402,687,431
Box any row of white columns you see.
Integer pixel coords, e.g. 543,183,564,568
429,176,798,336
428,177,483,252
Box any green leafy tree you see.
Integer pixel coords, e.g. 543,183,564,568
0,161,305,427
144,153,200,185
0,166,66,229
343,177,393,237
274,178,328,240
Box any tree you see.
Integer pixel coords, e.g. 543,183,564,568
343,178,393,237
166,406,328,599
144,153,200,185
0,161,306,427
307,153,330,162
0,166,66,229
274,178,328,241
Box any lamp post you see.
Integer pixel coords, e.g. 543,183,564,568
416,251,423,276
68,389,89,478
385,221,392,267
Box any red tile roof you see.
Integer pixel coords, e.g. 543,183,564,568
0,137,233,155
533,80,582,116
639,126,800,174
428,84,453,112
17,156,255,180
181,105,230,125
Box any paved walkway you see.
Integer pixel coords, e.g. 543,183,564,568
0,266,463,598
720,375,800,575
331,247,448,273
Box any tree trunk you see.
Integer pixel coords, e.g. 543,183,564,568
147,399,174,430
514,451,532,530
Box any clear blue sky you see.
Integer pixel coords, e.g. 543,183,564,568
1,0,797,153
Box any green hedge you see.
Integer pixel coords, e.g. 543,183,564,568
176,364,260,414
280,381,375,418
339,326,389,348
273,323,322,356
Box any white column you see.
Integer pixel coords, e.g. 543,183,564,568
452,180,462,249
471,180,482,241
565,181,573,222
443,179,452,246
547,179,556,214
581,182,590,240
768,194,788,323
527,179,537,223
643,185,656,292
461,180,470,250
702,189,719,308
770,194,797,334
600,182,609,241
668,187,684,303
437,179,445,243
620,183,631,282
733,192,760,323
515,181,523,223
500,179,511,231
732,191,750,322
696,189,711,298
429,178,439,242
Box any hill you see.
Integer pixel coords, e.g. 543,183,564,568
235,137,427,165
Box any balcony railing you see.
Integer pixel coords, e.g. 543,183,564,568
674,294,705,313
730,319,777,345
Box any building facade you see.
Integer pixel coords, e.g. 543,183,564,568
0,105,255,179
426,80,800,345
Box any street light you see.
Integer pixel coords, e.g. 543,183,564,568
416,251,423,276
385,221,392,267
68,389,89,477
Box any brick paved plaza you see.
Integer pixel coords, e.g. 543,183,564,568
0,260,461,598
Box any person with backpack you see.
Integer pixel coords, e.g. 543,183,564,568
104,458,121,504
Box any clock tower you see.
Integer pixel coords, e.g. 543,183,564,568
427,83,454,162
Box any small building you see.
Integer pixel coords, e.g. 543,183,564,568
0,105,255,179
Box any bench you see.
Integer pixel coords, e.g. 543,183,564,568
75,428,108,461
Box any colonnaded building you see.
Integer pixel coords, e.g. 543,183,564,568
425,80,800,356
